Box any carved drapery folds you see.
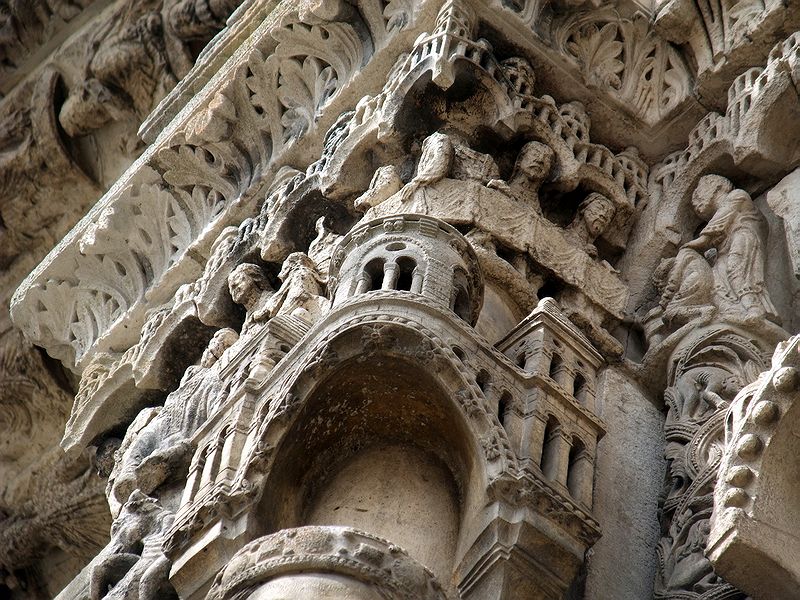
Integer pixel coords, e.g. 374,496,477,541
625,29,800,346
8,7,646,597
640,171,787,600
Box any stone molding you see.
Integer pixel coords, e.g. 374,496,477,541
709,335,800,598
10,0,424,371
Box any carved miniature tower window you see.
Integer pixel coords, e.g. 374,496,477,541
329,214,484,325
497,297,605,506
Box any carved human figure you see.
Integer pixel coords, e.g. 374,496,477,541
565,192,616,257
109,327,238,509
228,263,274,335
658,175,778,325
354,165,403,211
661,508,720,594
90,491,175,600
265,252,327,323
488,141,554,213
400,131,454,202
307,216,343,278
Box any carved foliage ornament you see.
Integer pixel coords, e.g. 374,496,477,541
553,9,692,124
655,327,770,599
11,0,416,371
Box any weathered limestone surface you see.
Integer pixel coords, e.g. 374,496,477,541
584,366,664,600
6,0,800,599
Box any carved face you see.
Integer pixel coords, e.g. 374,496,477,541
691,176,729,220
516,142,553,182
247,574,383,600
228,264,267,307
583,195,615,237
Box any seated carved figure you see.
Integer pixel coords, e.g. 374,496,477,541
205,526,446,600
657,174,778,326
227,263,275,336
109,327,238,509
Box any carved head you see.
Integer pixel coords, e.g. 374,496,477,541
691,175,733,220
200,328,239,368
228,263,271,309
514,141,553,183
277,252,319,282
580,193,616,237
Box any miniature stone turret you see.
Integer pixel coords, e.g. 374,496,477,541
329,213,484,325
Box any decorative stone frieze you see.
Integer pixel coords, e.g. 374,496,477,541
9,0,800,598
654,0,800,105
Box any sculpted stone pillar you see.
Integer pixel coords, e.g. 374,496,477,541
642,173,787,600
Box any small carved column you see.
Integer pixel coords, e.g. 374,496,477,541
382,262,399,289
355,273,371,294
522,347,541,373
411,267,424,293
526,411,548,468
542,428,572,486
182,448,206,507
199,437,223,494
567,449,595,509
551,363,574,391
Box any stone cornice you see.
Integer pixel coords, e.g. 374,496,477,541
11,0,674,374
11,0,431,371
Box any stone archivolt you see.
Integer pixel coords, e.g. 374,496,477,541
7,0,800,599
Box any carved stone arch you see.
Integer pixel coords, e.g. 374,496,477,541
241,317,515,586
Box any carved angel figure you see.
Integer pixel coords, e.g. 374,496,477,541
657,175,778,326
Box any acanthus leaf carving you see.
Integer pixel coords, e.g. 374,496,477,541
554,9,692,124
